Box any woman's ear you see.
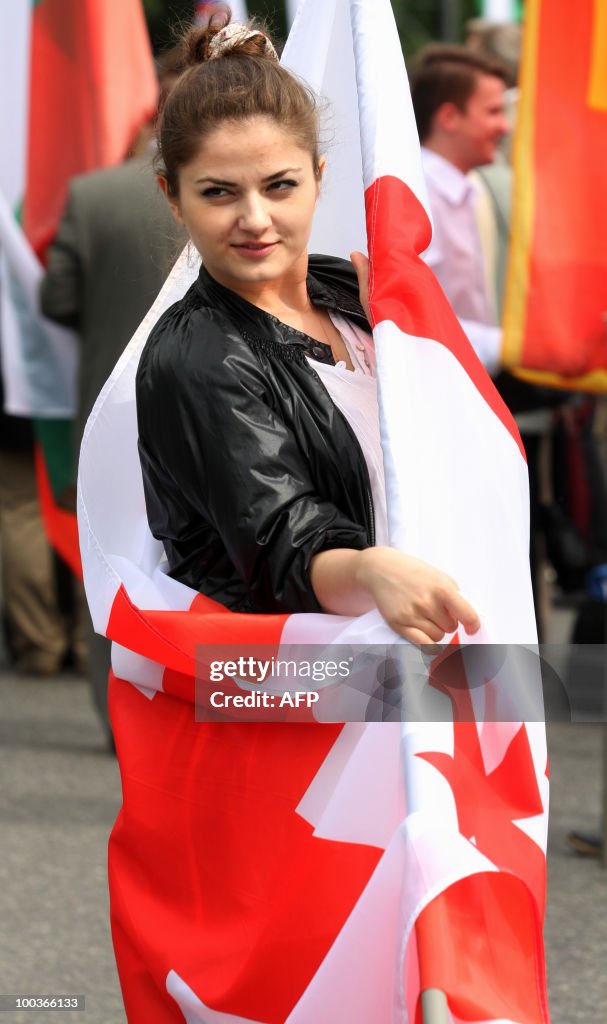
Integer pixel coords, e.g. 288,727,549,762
157,175,185,225
318,155,327,179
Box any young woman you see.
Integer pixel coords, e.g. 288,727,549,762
82,16,547,1021
136,18,480,646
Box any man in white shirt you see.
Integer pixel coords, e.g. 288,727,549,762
410,46,509,374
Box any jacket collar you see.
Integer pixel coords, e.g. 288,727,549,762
193,256,370,349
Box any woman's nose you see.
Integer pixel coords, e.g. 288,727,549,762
238,194,272,233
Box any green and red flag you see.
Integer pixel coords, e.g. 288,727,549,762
0,0,158,576
503,0,607,391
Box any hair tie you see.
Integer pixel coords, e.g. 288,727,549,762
207,23,279,63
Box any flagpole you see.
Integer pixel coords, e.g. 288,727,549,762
421,989,450,1023
415,885,450,1023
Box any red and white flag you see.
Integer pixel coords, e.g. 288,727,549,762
78,1,549,1021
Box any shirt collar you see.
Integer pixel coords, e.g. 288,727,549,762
421,147,475,205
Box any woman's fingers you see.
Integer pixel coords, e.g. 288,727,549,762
392,615,446,644
401,625,443,646
390,589,479,644
350,250,371,321
354,547,481,642
442,589,480,635
425,598,459,636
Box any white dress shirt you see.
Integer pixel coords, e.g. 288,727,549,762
420,147,502,375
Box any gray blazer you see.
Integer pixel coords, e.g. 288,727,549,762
40,157,186,459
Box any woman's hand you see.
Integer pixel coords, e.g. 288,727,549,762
310,546,480,645
356,547,480,645
350,250,371,323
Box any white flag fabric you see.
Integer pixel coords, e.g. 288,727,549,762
229,0,249,22
0,4,29,212
0,190,77,417
482,0,518,21
285,0,301,29
77,1,549,1021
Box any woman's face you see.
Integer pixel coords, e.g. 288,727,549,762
165,116,322,296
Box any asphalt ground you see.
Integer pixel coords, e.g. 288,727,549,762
0,662,606,1024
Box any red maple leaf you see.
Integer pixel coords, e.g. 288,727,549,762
418,638,547,915
418,719,546,916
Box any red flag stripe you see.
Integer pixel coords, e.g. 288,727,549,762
106,585,289,679
365,175,526,461
34,443,82,580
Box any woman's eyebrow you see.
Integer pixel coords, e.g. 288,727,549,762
263,167,302,181
194,176,237,186
194,167,302,186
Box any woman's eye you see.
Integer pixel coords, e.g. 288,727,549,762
201,187,230,198
268,179,298,192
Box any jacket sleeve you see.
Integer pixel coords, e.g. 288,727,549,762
39,185,83,329
136,308,369,614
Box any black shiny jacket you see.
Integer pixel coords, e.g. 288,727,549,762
136,255,375,615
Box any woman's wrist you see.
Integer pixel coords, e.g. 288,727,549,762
354,546,391,594
354,544,397,593
310,545,395,613
310,547,376,616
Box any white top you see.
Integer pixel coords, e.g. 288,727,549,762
306,313,390,546
421,147,502,375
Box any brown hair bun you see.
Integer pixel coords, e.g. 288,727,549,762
180,18,276,69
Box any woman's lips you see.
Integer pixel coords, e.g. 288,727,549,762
232,241,279,259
